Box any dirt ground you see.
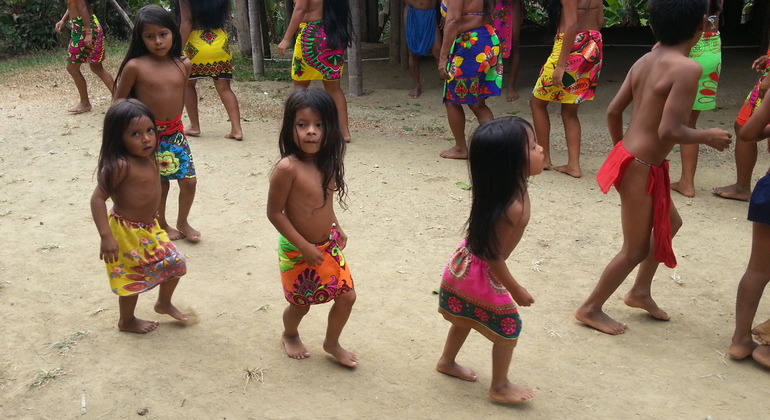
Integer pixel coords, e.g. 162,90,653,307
1,41,769,419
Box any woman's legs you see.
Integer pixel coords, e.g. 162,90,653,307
555,103,582,178
214,78,243,140
441,102,469,159
184,79,201,136
322,80,351,142
529,96,551,168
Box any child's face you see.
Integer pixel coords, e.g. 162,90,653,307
526,127,545,176
293,107,324,156
123,116,157,157
141,23,173,58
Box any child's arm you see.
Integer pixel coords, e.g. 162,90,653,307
552,0,578,88
113,61,138,101
607,73,633,145
485,200,534,307
437,0,461,80
73,0,93,48
55,10,70,33
277,0,309,56
739,97,770,142
90,163,127,264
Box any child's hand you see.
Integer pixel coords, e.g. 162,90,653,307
99,236,119,264
752,55,768,72
277,40,290,56
55,20,65,33
83,32,93,49
552,66,565,88
438,61,450,80
301,245,324,267
336,228,348,250
706,128,732,151
510,284,534,307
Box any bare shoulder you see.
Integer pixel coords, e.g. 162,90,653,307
505,196,526,227
271,156,298,178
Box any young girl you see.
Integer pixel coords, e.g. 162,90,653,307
277,0,353,142
114,5,200,242
90,99,188,334
266,87,357,367
437,116,543,403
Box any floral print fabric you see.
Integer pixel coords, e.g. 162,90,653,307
156,114,195,180
185,28,234,79
443,25,502,105
291,21,344,81
67,15,105,64
533,31,603,104
690,32,721,111
736,48,770,126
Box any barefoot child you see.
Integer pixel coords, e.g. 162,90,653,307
493,0,523,101
437,116,542,403
267,87,357,367
114,5,200,242
575,0,732,335
404,0,441,99
55,0,114,114
727,92,770,368
90,99,188,334
277,0,354,142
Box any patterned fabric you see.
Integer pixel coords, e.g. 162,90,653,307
156,114,196,180
443,24,502,105
690,32,721,111
279,224,353,306
736,48,770,126
67,14,105,64
492,0,523,59
185,28,233,79
596,142,676,268
748,173,770,226
105,211,186,296
533,30,603,104
438,240,522,343
291,21,344,81
406,6,436,56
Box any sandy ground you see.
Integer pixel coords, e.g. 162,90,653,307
1,42,769,419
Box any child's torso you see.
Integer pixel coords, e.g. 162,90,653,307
111,157,162,224
283,157,338,245
131,56,187,122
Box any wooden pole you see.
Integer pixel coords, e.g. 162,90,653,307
233,0,252,58
107,0,133,31
248,0,264,76
348,0,364,96
388,0,402,65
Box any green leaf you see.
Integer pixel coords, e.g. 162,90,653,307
456,181,471,190
403,127,414,131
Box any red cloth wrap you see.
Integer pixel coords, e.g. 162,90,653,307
156,114,184,137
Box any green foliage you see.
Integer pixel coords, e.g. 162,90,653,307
523,0,649,28
0,0,66,58
266,0,287,44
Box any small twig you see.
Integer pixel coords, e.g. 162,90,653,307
243,367,267,392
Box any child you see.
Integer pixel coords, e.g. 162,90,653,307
54,0,114,114
493,0,523,101
404,0,441,99
114,5,200,242
727,92,770,368
277,0,353,142
266,87,357,367
437,116,542,403
90,99,188,334
575,0,732,335
529,0,604,178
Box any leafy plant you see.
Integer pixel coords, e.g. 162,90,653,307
0,0,66,58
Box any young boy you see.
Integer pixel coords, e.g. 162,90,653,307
575,0,732,335
404,0,441,99
55,0,114,114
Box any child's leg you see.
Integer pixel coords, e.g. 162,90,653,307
176,178,200,242
408,51,422,99
529,96,551,168
489,342,536,403
554,103,582,178
323,290,358,367
468,98,494,125
88,62,114,95
671,110,701,197
154,277,188,322
713,121,757,201
118,294,159,334
751,318,770,345
184,79,201,136
283,303,312,359
65,62,91,113
322,80,351,142
729,222,770,359
505,0,522,102
436,324,478,381
441,102,469,159
157,180,183,240
213,78,243,140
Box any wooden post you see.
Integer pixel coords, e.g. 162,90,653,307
107,0,133,31
233,0,252,58
389,0,402,65
248,0,264,76
348,0,364,96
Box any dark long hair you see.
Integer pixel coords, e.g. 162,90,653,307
278,87,347,208
97,99,157,197
324,0,354,49
546,0,562,39
115,5,185,92
465,117,532,260
172,0,230,30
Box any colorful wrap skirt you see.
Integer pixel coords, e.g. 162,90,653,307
105,211,186,296
443,24,502,105
406,6,437,56
737,48,770,126
438,240,522,344
67,14,105,64
690,32,721,111
492,0,523,59
596,142,676,268
533,30,603,104
279,224,353,306
185,28,234,79
292,21,344,81
156,114,195,181
748,173,770,227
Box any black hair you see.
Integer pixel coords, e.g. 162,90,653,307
648,0,707,46
546,0,562,40
172,0,230,31
466,117,533,261
97,99,157,197
323,0,354,49
708,0,722,15
278,87,347,208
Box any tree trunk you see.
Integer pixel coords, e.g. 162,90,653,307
233,0,252,58
248,0,264,76
388,0,402,65
258,0,272,59
348,0,364,96
107,0,133,31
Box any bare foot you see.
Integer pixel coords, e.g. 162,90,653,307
752,319,770,344
68,102,92,114
712,184,751,201
489,382,537,403
177,223,201,243
164,226,185,241
225,132,243,141
118,317,159,334
408,86,422,99
283,333,310,359
186,128,201,137
542,159,552,170
575,306,627,335
752,345,770,368
344,138,351,143
554,165,582,178
440,146,468,159
506,88,519,102
154,302,188,322
670,181,696,198
323,341,358,367
436,360,478,381
623,293,671,321
728,337,758,360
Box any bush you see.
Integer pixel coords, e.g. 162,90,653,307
0,0,66,58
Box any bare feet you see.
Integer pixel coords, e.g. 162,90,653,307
489,382,537,403
575,306,627,335
283,333,310,359
164,226,185,241
440,146,468,159
118,317,159,334
623,293,671,321
177,223,201,243
154,302,188,322
344,138,351,143
670,181,696,198
712,184,751,201
554,165,582,178
225,132,243,141
408,86,422,99
542,159,552,170
506,88,519,102
728,337,758,360
68,102,92,114
323,341,358,367
752,345,770,368
436,360,478,381
752,319,770,344
186,127,201,137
